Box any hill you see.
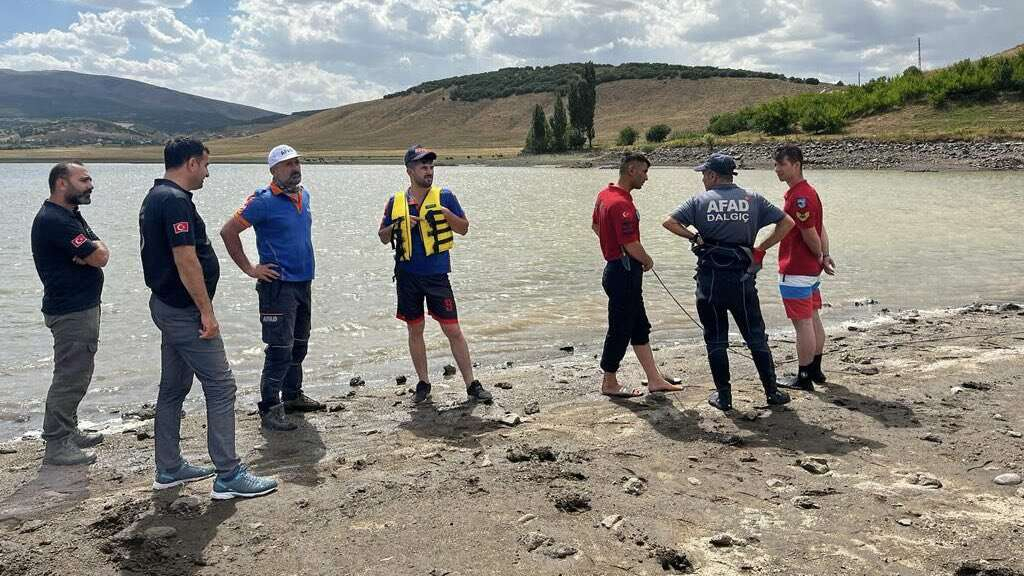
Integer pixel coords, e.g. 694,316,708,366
0,69,287,147
209,75,825,160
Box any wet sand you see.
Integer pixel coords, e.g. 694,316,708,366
1,303,1023,575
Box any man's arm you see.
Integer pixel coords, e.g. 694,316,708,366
622,241,654,272
171,245,219,339
820,225,836,275
439,206,468,235
662,215,698,241
220,217,279,282
755,215,796,253
74,240,110,268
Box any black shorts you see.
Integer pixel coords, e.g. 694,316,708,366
396,272,458,324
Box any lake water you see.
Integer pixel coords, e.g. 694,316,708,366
3,163,1022,439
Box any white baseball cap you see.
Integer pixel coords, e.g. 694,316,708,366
268,144,300,168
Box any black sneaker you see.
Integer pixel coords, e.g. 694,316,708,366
765,389,792,406
283,393,326,413
779,372,815,391
412,381,432,404
809,370,827,384
466,380,493,403
708,390,733,412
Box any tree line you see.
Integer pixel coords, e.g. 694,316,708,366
707,51,1024,137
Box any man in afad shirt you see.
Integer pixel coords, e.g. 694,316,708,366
140,136,277,499
221,144,325,432
31,161,109,465
377,145,493,405
662,153,794,411
592,153,684,398
773,144,837,391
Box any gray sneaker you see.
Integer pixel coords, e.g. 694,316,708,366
43,437,96,466
211,465,278,500
153,461,216,490
261,403,298,431
283,393,325,413
71,430,104,448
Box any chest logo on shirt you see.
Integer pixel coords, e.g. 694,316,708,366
173,221,190,234
706,199,750,222
796,211,810,222
796,197,808,209
71,234,87,248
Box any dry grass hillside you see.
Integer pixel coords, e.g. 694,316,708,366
209,77,825,159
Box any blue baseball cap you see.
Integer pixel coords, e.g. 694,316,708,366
404,144,436,166
694,153,738,176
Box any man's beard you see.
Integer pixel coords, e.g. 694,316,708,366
69,189,92,205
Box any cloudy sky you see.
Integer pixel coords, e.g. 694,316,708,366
1,0,1021,114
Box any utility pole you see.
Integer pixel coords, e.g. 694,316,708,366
858,71,861,86
918,37,922,69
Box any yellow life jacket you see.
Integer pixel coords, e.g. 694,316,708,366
390,186,454,261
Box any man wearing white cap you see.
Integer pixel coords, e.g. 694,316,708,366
221,144,324,431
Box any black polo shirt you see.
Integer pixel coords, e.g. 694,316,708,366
139,179,219,308
31,200,104,316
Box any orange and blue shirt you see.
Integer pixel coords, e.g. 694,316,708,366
234,182,314,282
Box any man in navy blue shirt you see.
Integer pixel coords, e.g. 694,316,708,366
31,161,109,465
378,145,493,405
221,144,324,431
663,153,794,411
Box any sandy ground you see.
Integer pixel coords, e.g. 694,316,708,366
1,303,1023,576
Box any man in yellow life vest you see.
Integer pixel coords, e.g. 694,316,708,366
377,145,493,405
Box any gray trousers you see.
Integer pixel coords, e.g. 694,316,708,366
42,305,100,443
149,295,240,476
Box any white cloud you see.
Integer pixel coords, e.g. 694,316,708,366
3,0,1023,111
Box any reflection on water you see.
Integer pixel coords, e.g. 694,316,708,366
3,163,1022,438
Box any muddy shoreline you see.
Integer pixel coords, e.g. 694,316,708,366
1,302,1023,575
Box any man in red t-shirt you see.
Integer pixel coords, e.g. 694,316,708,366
592,153,684,398
774,144,836,391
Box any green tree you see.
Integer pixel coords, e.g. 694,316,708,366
645,124,671,143
567,81,585,150
616,126,638,146
524,104,549,153
549,93,568,152
581,61,597,147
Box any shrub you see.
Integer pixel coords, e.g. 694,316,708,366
800,102,846,134
752,101,797,135
645,124,672,142
708,112,751,135
616,126,638,146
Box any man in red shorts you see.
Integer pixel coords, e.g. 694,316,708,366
592,152,684,398
774,144,836,391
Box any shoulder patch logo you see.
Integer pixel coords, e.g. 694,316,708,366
173,221,190,234
796,211,810,222
796,197,808,209
71,234,87,248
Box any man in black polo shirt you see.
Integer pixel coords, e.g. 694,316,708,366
140,137,277,500
31,161,109,466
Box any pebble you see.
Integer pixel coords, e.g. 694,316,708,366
994,473,1023,486
443,364,457,377
349,376,365,387
143,526,177,540
523,401,540,415
791,496,819,509
687,477,702,486
0,447,17,455
169,495,202,514
1009,431,1023,439
906,472,943,489
601,514,623,529
623,477,646,496
856,366,880,376
520,531,552,551
328,403,345,412
799,458,830,475
500,413,522,427
896,518,913,527
479,455,493,468
544,546,577,559
742,411,759,422
710,533,745,547
517,514,536,524
766,478,787,489
559,345,575,353
494,382,513,390
921,433,943,444
395,375,407,385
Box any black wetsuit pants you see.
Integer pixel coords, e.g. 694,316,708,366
600,258,651,373
695,268,777,394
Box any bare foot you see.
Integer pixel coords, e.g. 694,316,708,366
647,378,684,393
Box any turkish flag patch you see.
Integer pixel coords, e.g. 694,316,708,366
71,234,87,248
173,221,190,234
